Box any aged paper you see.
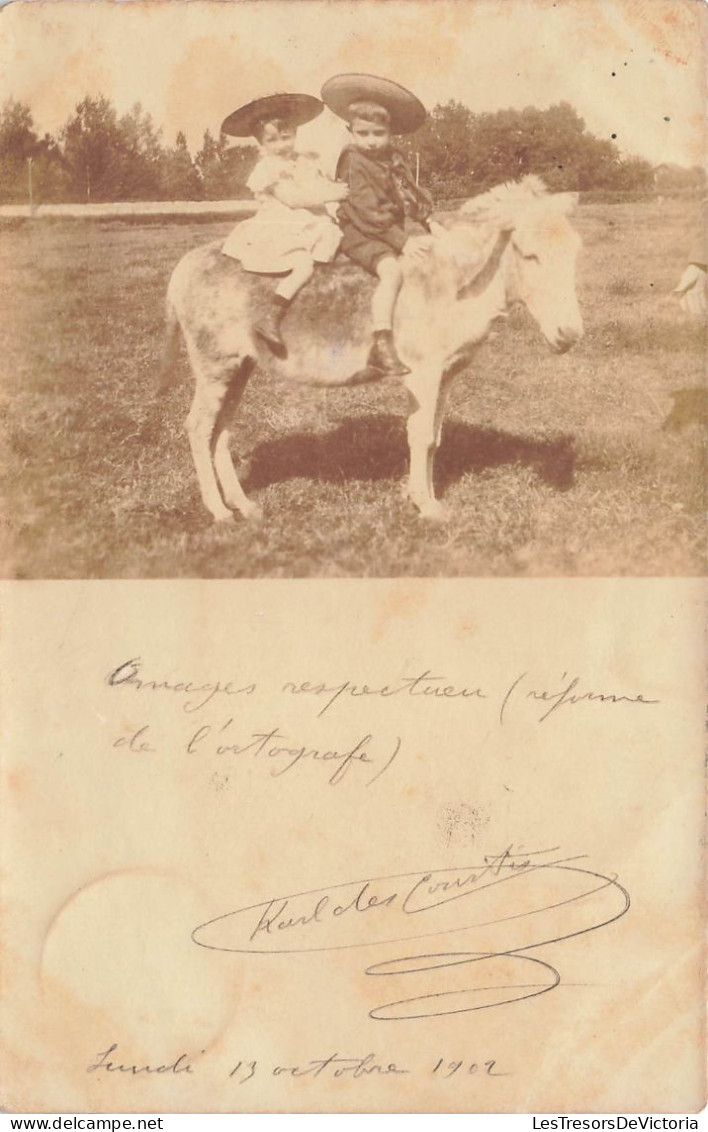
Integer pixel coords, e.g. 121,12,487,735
1,0,706,1116
1,580,705,1113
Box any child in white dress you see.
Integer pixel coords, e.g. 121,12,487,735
221,93,348,357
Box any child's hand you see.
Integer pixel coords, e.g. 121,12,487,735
403,235,433,262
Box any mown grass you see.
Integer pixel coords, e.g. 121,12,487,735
1,199,704,577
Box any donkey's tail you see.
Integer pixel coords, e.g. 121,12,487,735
157,292,182,395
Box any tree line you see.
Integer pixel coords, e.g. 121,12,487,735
0,93,692,205
399,100,661,197
0,96,256,204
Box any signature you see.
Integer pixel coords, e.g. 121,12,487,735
192,846,629,1021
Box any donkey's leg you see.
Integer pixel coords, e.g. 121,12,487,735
422,352,475,501
212,359,261,520
434,347,475,448
186,368,239,524
404,365,445,520
213,430,260,520
433,379,450,450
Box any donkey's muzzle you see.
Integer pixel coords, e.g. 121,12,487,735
551,324,584,354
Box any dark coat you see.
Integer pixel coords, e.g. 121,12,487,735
335,145,433,253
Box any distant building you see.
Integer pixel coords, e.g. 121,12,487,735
653,163,706,196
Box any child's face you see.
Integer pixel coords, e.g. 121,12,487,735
259,122,297,157
348,116,392,154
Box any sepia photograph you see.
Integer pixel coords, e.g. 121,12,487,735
0,0,706,1118
0,0,704,578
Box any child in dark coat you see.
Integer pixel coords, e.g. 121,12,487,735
322,74,434,375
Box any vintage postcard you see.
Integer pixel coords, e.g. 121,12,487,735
0,0,705,1115
1,578,705,1113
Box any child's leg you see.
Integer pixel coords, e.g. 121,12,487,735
368,255,410,375
255,253,314,357
275,252,314,301
372,255,403,330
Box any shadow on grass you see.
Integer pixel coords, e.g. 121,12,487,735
661,387,708,431
590,319,706,354
243,414,577,495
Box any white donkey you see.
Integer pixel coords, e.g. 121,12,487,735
162,176,583,523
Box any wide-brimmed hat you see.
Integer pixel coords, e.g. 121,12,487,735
221,93,324,138
321,73,427,135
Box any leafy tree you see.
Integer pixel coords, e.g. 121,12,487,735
0,99,37,202
221,141,258,198
401,100,477,198
0,101,70,204
117,103,165,199
0,98,37,158
61,95,125,201
195,130,256,199
195,128,227,198
410,100,654,199
60,96,191,201
160,131,203,200
30,138,72,203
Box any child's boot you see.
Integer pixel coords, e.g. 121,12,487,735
254,295,289,358
367,329,411,376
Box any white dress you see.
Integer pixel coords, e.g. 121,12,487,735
222,153,342,273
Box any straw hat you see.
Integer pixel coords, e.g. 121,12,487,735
321,73,427,135
221,93,324,138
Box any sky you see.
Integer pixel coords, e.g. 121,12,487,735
0,0,705,171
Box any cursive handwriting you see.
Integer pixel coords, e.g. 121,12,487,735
250,880,398,943
86,1046,509,1084
105,659,659,728
282,670,487,718
245,847,549,944
110,719,401,788
186,724,401,787
192,846,630,1022
499,671,659,726
106,657,256,713
87,1043,194,1075
271,1052,408,1079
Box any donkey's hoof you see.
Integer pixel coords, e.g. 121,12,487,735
343,366,386,386
238,501,263,522
417,499,447,523
212,511,237,526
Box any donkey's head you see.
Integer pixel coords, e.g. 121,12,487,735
460,176,584,354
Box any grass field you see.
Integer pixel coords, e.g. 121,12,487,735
1,199,705,578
